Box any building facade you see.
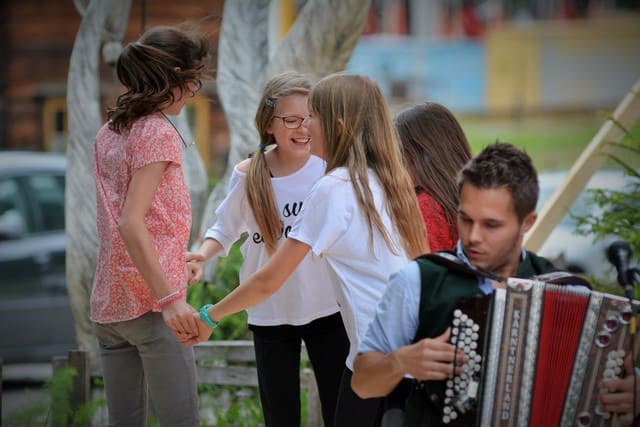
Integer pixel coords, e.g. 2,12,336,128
1,0,227,174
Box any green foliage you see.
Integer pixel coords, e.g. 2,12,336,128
573,117,640,295
574,122,640,255
7,367,102,427
197,384,264,426
187,238,251,340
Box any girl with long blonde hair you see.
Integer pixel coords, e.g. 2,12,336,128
185,73,427,426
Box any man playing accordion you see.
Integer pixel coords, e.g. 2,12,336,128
352,143,640,426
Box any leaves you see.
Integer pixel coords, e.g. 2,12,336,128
187,239,250,341
574,123,640,261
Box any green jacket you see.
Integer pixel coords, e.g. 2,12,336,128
404,251,557,427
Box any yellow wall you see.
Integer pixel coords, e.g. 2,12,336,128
486,26,540,114
486,17,640,114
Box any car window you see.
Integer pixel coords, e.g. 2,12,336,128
26,173,65,232
0,177,32,236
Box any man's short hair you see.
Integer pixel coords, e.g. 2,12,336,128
457,142,539,221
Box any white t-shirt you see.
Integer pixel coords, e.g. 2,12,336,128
205,155,340,326
289,167,409,369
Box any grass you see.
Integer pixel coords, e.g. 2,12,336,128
460,113,606,172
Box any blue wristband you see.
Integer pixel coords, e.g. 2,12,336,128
199,304,218,328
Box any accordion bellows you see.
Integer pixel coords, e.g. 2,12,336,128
443,278,639,427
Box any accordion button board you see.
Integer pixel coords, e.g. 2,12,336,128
441,277,640,427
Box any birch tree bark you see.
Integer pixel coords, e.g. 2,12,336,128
67,2,211,371
66,0,131,373
197,0,371,279
167,113,209,245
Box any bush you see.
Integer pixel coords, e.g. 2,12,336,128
7,367,104,427
574,120,640,295
188,239,251,340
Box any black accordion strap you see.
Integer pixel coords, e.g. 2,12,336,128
417,251,506,282
418,251,592,289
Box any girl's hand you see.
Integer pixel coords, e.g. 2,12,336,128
186,252,206,284
179,313,214,346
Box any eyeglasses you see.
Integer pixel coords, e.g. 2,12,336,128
272,115,310,129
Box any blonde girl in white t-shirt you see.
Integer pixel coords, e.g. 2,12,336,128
184,73,427,426
187,71,348,427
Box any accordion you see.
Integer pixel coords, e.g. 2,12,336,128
441,277,639,427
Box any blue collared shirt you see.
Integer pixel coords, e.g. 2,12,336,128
359,242,526,354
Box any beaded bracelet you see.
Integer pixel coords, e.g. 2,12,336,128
157,290,182,308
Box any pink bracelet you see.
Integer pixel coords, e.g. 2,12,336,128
157,290,182,308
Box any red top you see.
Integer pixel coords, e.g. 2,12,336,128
417,191,457,252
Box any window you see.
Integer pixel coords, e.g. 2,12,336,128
0,178,31,237
26,174,65,232
42,97,68,153
41,95,212,171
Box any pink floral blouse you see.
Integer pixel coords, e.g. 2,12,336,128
91,114,191,323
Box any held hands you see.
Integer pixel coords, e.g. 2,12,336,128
599,355,640,426
164,301,215,345
178,313,214,346
186,252,206,284
170,252,216,345
392,328,466,381
161,298,200,341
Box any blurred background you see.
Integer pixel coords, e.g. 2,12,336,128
2,0,639,173
1,0,639,424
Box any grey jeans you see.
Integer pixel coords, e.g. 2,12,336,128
94,311,199,427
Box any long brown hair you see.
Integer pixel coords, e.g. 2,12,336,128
309,73,427,258
247,71,313,254
108,24,213,133
395,102,472,240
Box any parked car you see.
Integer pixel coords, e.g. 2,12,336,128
536,169,633,283
0,151,76,363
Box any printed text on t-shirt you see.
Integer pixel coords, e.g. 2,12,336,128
252,201,303,244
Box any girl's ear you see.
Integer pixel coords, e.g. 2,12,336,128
337,118,344,137
266,120,275,136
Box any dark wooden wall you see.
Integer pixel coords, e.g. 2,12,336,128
1,0,228,174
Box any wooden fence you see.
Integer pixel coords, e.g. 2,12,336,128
193,340,322,426
0,341,322,426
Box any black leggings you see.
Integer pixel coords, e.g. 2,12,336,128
250,312,349,427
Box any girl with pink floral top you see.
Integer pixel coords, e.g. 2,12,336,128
91,25,212,427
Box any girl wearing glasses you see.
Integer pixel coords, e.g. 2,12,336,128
185,73,427,426
187,71,348,427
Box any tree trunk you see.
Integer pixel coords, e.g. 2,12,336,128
67,1,211,372
196,0,372,279
164,113,209,245
66,0,131,374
